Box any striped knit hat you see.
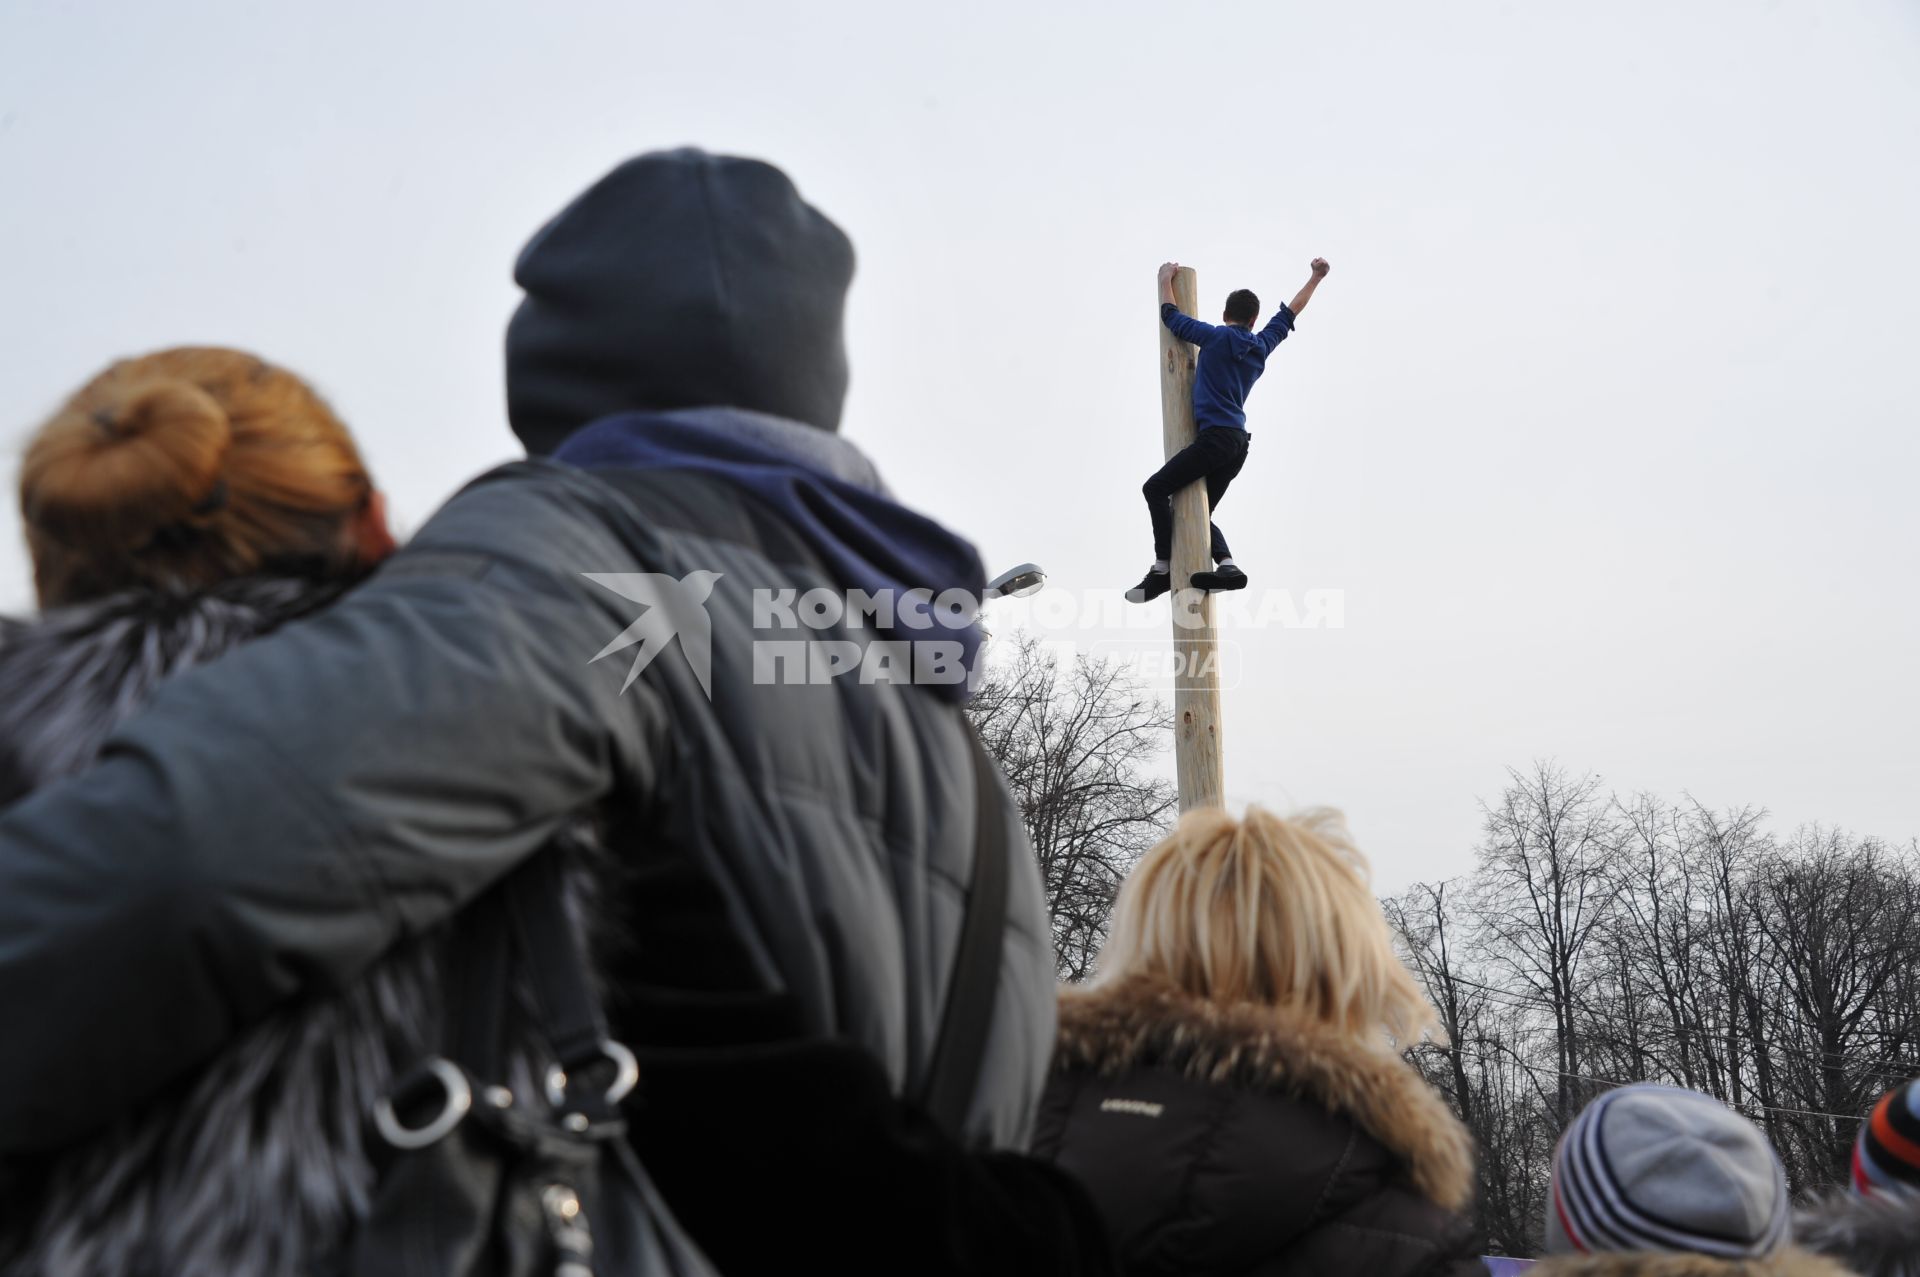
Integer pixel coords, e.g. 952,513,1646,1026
1545,1084,1791,1258
1853,1077,1920,1193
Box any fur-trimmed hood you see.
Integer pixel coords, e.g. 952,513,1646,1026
1796,1186,1920,1277
1528,1247,1856,1277
1053,973,1477,1212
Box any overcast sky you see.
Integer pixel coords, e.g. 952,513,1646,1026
2,0,1915,889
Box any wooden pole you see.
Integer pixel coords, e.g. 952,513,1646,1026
1156,266,1224,811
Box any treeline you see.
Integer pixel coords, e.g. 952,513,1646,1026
1386,762,1920,1256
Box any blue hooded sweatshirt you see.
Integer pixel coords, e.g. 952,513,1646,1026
1161,301,1294,432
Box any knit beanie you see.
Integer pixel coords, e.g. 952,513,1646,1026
505,148,856,456
1545,1084,1791,1259
1853,1077,1920,1194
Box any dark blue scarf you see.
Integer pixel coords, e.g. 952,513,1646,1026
555,411,986,701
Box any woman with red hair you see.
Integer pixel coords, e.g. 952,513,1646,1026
0,346,401,1274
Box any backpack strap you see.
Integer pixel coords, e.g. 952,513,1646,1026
915,726,1011,1139
509,851,630,1103
442,845,628,1109
446,885,513,1083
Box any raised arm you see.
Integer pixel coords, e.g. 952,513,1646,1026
1255,258,1330,354
1287,257,1331,317
0,466,665,1152
1157,260,1217,345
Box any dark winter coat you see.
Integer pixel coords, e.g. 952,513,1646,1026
628,1027,1115,1276
0,575,443,1277
0,410,1083,1276
0,411,1054,1155
1032,975,1487,1277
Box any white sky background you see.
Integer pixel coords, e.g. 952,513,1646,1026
1,0,1915,890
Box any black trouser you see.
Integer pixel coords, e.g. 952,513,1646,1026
1142,426,1249,563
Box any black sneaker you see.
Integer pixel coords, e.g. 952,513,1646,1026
1125,568,1171,603
1191,564,1249,592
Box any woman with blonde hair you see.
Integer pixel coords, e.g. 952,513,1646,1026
1032,805,1485,1277
0,346,403,1273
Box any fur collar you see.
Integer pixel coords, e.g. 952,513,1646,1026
1528,1248,1855,1277
0,575,347,802
1796,1187,1920,1277
1054,974,1476,1211
0,573,377,1277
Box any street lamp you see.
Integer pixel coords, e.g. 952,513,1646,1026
979,563,1046,645
984,562,1047,601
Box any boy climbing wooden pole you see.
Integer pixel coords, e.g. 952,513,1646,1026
1127,256,1331,603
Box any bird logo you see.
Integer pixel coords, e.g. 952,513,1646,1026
583,571,724,698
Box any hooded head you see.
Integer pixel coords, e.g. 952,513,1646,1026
506,148,856,455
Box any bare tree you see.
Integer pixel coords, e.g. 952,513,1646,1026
1388,880,1486,1129
1749,829,1920,1184
1389,764,1920,1253
968,634,1177,979
1471,761,1622,1124
1688,802,1774,1119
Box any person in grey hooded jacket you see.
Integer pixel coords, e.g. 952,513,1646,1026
0,149,1109,1276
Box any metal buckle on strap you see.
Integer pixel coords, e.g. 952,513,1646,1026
545,1040,640,1109
373,1057,474,1150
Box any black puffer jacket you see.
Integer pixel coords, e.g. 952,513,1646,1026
1033,975,1486,1277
